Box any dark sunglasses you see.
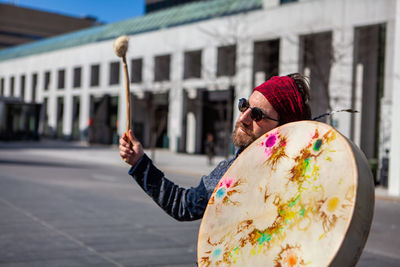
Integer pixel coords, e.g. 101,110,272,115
238,98,279,122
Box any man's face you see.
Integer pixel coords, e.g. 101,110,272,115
232,90,279,149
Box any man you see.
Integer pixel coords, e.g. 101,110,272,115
119,73,311,221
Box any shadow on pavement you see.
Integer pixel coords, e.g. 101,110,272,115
0,139,114,151
0,159,91,169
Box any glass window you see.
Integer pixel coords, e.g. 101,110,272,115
131,58,143,83
0,78,4,96
280,0,297,4
32,73,37,102
253,39,280,83
217,45,236,77
10,76,14,96
90,64,100,87
109,62,120,85
184,50,201,79
44,71,51,91
154,55,170,82
20,75,26,100
73,67,82,88
57,69,65,89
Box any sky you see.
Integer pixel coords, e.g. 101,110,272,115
0,0,146,23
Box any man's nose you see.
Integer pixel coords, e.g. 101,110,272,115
239,109,253,125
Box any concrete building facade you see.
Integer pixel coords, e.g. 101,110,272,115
0,0,399,196
0,3,99,49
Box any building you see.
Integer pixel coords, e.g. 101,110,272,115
0,3,99,50
0,0,399,196
0,2,100,141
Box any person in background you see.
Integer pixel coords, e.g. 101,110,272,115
204,133,215,166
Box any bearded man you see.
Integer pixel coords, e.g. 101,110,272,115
119,73,311,221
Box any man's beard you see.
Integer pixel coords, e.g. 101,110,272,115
232,121,257,149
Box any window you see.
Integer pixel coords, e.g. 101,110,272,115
300,32,332,122
72,96,80,140
184,50,202,79
131,58,143,83
73,67,82,88
57,69,65,89
217,45,236,77
10,76,14,96
56,97,64,137
31,73,37,102
154,55,170,81
90,64,100,87
253,39,280,84
20,75,26,100
280,0,297,4
0,78,4,96
43,97,49,136
44,71,50,91
109,62,120,85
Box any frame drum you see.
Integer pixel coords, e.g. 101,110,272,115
198,121,374,267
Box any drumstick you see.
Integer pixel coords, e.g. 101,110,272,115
113,35,131,134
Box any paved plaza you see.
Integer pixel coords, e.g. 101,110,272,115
0,141,399,266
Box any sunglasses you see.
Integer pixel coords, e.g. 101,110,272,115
238,98,279,122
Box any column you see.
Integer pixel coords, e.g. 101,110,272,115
62,68,72,138
203,45,216,86
26,74,31,103
63,93,73,138
388,4,400,196
4,75,9,96
47,70,57,137
279,34,299,76
80,90,90,141
168,51,184,152
328,27,354,139
36,71,44,103
15,74,20,99
186,111,196,153
235,39,253,121
353,64,363,147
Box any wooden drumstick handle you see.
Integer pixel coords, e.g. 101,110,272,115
122,56,131,133
114,36,132,162
113,35,131,134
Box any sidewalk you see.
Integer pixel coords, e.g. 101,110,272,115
374,186,400,202
1,139,398,201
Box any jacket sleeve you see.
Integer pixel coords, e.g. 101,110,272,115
128,154,209,221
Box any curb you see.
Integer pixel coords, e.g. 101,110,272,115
375,194,400,203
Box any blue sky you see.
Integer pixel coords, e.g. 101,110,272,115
0,0,145,23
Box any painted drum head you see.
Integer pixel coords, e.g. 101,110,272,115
198,121,374,267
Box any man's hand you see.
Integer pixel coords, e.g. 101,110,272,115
119,130,144,166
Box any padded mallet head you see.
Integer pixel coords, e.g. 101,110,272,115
113,35,129,58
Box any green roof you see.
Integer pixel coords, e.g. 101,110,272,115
0,0,262,62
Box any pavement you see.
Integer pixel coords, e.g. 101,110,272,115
1,139,398,202
0,139,399,266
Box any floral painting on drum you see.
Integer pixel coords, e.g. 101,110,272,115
198,122,363,267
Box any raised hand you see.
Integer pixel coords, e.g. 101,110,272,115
119,130,144,166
